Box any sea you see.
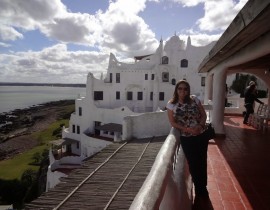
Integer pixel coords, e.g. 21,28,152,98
0,86,86,114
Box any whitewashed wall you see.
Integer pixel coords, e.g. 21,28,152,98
122,111,171,140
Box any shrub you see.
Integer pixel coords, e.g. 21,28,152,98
31,152,41,165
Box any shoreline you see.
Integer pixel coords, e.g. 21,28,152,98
0,85,86,114
0,99,74,138
0,100,75,160
0,82,86,87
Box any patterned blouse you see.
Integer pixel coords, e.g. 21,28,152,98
166,96,202,137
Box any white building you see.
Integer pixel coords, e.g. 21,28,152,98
46,35,215,190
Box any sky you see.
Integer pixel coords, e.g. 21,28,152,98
0,0,248,84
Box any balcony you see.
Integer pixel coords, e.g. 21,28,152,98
26,114,270,209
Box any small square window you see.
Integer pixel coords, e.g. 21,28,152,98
116,73,120,83
150,92,153,101
159,92,164,101
116,91,120,100
145,74,148,80
138,92,143,100
110,73,112,83
201,77,206,87
72,125,75,133
127,92,133,100
162,72,169,82
94,91,103,100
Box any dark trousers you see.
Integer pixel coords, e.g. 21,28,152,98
243,104,254,123
180,134,209,194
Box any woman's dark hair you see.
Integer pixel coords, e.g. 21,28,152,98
170,80,191,104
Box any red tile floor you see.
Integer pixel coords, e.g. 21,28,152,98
194,115,270,210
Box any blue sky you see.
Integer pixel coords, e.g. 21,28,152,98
0,0,248,83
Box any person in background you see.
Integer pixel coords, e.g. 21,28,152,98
166,80,209,197
243,81,264,124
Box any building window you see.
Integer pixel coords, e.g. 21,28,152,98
94,121,101,127
145,74,148,80
72,125,75,133
150,92,153,101
172,79,176,85
180,59,188,67
77,125,80,134
94,91,103,100
137,92,143,100
78,107,82,116
76,142,79,149
110,73,112,83
159,92,164,101
127,92,133,100
162,72,169,82
116,91,120,100
162,56,169,64
201,77,206,87
116,73,120,83
151,74,155,80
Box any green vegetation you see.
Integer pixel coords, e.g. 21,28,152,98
0,102,74,208
0,119,69,180
231,74,257,97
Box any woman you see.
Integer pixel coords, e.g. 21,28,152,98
243,81,264,124
166,80,209,197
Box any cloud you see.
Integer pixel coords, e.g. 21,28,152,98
0,24,23,41
97,0,158,56
171,0,204,7
0,44,109,83
0,0,158,54
0,0,248,83
0,42,11,48
172,0,248,32
197,0,248,32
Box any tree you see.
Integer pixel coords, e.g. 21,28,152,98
32,152,41,165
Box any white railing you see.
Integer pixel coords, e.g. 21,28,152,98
206,97,268,116
129,128,193,210
50,156,83,171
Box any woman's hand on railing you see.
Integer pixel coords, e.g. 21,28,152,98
186,125,202,136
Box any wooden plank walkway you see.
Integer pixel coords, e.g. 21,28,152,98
25,136,165,210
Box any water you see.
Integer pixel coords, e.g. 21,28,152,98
0,86,86,113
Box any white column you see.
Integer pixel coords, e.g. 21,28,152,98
212,68,227,135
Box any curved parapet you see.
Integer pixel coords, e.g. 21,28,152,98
129,128,192,210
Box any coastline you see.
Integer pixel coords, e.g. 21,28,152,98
0,85,86,114
0,100,75,160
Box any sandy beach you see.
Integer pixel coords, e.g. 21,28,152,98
0,100,74,161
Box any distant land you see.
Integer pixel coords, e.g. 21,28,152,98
0,82,86,88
